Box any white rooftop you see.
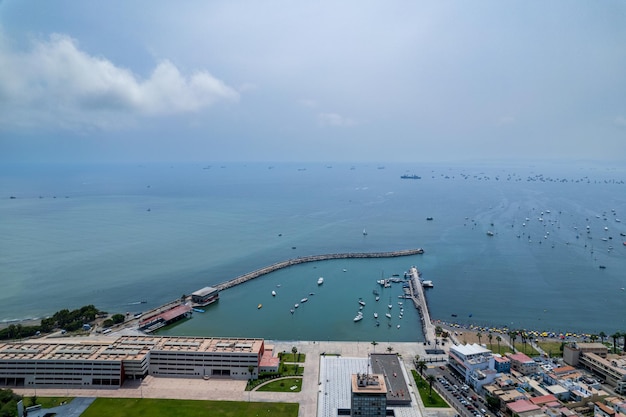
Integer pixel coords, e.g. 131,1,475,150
451,343,492,356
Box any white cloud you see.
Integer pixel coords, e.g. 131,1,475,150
0,33,239,130
614,115,626,128
318,112,356,127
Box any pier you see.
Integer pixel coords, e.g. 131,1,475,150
213,248,424,291
405,266,437,345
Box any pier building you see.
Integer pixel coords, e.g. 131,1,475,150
190,286,219,307
138,304,192,333
0,335,273,388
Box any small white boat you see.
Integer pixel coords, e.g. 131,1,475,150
374,313,378,319
301,298,308,303
317,277,324,285
375,296,380,301
354,312,363,322
385,313,392,319
294,303,299,308
290,309,294,314
343,269,347,272
363,228,368,236
272,290,276,296
358,299,366,306
397,324,401,329
388,304,392,309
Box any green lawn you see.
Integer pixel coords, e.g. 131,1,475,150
80,398,299,417
257,377,302,392
26,396,73,408
536,341,565,357
411,370,449,408
279,353,305,363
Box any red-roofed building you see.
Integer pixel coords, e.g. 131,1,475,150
530,394,558,406
507,399,540,417
509,352,538,375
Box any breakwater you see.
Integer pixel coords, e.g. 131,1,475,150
213,248,424,291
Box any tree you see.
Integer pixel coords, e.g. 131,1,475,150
488,332,493,349
247,365,255,381
371,341,378,353
599,331,607,344
426,374,436,397
496,335,502,354
611,332,620,354
509,331,518,351
521,332,528,354
291,346,298,361
477,332,482,345
417,360,427,376
387,346,393,353
590,334,598,343
414,354,420,366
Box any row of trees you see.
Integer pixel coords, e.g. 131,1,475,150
473,329,626,354
0,305,105,341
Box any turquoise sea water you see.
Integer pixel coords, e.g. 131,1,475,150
1,162,625,340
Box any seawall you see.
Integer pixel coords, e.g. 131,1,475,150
213,248,424,291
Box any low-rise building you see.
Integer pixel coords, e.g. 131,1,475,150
0,335,276,388
509,353,538,375
449,343,496,391
563,343,626,394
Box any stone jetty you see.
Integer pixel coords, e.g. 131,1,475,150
214,248,424,291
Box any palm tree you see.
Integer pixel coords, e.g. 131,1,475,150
488,332,493,349
509,331,518,351
476,332,482,345
590,334,598,343
426,374,436,397
611,332,620,353
247,365,255,381
521,332,528,354
599,331,607,344
387,346,394,353
414,354,420,366
371,341,378,353
417,360,427,376
292,346,299,362
496,335,502,354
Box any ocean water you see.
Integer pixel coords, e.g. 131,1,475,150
1,161,625,340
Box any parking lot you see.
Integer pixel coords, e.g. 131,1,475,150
428,366,494,417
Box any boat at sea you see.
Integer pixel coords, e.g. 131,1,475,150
374,312,378,319
317,277,324,285
363,228,368,236
290,309,295,314
257,304,262,309
358,299,366,306
421,280,434,288
375,296,380,301
486,231,494,236
300,298,308,303
294,303,299,308
353,312,363,322
192,308,205,313
385,313,392,319
400,174,421,179
272,290,276,296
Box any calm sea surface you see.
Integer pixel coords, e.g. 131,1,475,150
1,162,625,340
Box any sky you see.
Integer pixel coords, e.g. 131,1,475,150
0,1,625,163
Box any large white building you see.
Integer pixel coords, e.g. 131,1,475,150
0,335,275,388
449,343,497,391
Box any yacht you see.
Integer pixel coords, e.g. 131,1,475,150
317,277,324,285
272,290,276,296
373,313,378,319
300,298,308,303
358,299,366,307
385,313,392,319
353,312,363,322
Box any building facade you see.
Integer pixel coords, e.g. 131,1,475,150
0,335,273,388
350,373,388,417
